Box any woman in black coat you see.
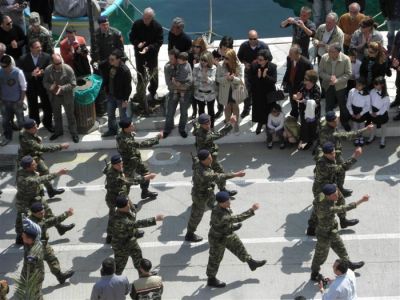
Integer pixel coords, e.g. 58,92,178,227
249,49,277,134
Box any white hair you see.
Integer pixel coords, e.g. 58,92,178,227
143,7,155,17
326,12,338,23
349,2,361,12
0,42,6,52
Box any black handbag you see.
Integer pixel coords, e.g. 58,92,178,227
267,84,285,103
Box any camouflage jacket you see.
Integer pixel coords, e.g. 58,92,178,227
104,164,143,196
192,161,234,195
111,210,156,248
22,239,44,282
91,27,124,63
313,193,357,233
116,131,160,162
16,169,57,206
29,212,68,243
27,26,54,55
209,206,254,238
19,131,62,160
314,155,357,185
193,121,233,156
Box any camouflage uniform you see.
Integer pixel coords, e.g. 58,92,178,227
29,212,69,280
19,130,63,195
116,131,160,193
206,206,254,278
193,121,233,190
308,155,358,228
15,169,58,237
310,193,357,274
27,26,54,55
186,159,235,235
110,210,156,275
21,239,45,300
104,163,143,236
90,27,124,64
130,275,163,300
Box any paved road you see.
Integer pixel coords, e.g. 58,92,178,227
0,139,399,299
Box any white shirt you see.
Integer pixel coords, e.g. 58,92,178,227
346,88,370,116
267,112,284,131
370,88,390,115
351,59,361,80
318,28,334,56
31,53,39,66
323,269,357,300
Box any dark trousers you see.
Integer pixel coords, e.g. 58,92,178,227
242,69,252,112
197,99,215,128
325,86,351,131
26,83,52,128
135,54,159,100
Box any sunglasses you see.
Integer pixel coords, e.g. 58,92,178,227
193,45,201,48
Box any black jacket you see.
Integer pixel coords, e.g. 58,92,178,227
0,25,26,60
282,56,313,94
360,57,392,88
103,63,132,101
168,31,192,52
17,52,51,90
380,0,400,19
129,19,163,57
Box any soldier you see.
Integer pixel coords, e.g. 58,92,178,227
110,196,164,275
206,191,266,288
316,111,373,196
26,12,53,55
104,154,156,244
310,184,368,282
307,142,362,236
15,155,73,244
185,149,245,243
130,258,163,300
116,119,162,200
193,113,238,196
19,118,69,198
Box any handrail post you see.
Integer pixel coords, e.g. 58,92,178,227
208,0,213,44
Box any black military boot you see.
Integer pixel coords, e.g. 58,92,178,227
135,229,145,239
348,260,365,271
15,235,23,245
306,226,316,236
141,189,158,200
57,270,75,284
340,218,359,229
310,271,324,282
48,187,65,198
341,188,353,198
184,232,203,242
56,223,75,236
247,258,266,271
207,277,226,288
105,235,112,244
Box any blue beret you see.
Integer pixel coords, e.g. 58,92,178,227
322,184,337,195
198,113,210,124
216,191,230,203
197,149,210,161
322,142,335,154
98,16,109,24
111,154,122,165
119,118,132,129
115,195,128,208
20,155,34,168
325,111,337,122
23,217,41,239
31,202,44,213
23,118,36,129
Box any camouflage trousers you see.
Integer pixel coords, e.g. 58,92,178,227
43,243,62,278
15,200,54,237
206,233,251,278
36,158,56,195
21,262,44,300
186,193,215,234
308,193,346,229
124,159,150,192
211,156,226,191
113,240,143,275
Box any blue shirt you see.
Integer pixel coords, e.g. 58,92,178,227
90,274,130,300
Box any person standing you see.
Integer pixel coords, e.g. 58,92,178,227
60,26,87,70
29,0,54,30
130,259,163,300
379,0,400,53
237,30,269,118
206,191,266,288
337,2,365,54
0,15,26,60
281,6,316,58
184,149,245,243
310,184,367,282
0,0,27,32
0,54,26,146
18,40,53,133
90,257,130,300
43,53,79,143
167,17,192,53
129,7,163,105
26,12,54,55
312,0,333,27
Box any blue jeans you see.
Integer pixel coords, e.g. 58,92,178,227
107,95,128,133
387,19,400,53
1,101,24,140
164,91,190,133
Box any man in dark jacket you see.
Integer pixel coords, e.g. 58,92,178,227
167,17,192,52
0,14,26,60
102,50,132,137
129,7,163,105
379,0,400,53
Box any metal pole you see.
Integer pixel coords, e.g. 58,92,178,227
87,0,96,49
208,0,213,44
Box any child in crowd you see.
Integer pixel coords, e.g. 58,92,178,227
293,70,321,150
266,103,285,149
367,76,390,148
347,49,361,93
346,77,370,146
172,52,192,100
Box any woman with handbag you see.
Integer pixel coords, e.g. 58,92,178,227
249,49,278,134
216,48,244,133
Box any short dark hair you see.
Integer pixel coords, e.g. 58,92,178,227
29,39,40,49
178,52,188,61
101,257,116,275
0,54,12,66
168,48,180,58
139,258,152,272
110,49,124,59
219,36,233,49
335,259,349,274
258,48,273,61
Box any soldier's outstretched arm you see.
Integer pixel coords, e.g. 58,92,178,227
330,195,369,214
231,203,259,223
138,133,162,148
135,217,157,228
334,124,374,141
43,208,73,228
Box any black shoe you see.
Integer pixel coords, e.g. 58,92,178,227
48,188,65,198
50,133,63,141
105,235,112,244
247,258,266,271
57,270,75,284
135,229,145,239
348,260,365,271
185,232,203,242
207,277,226,288
394,113,400,121
255,123,262,135
72,135,79,143
240,109,249,118
101,131,116,137
57,223,75,236
179,130,188,138
366,136,376,145
232,223,242,231
163,131,170,138
15,235,23,245
141,189,158,200
190,113,196,120
341,188,353,198
340,218,359,229
279,143,286,149
390,100,400,108
306,226,316,236
44,125,55,133
310,271,324,282
11,121,20,131
215,109,223,119
380,143,386,149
